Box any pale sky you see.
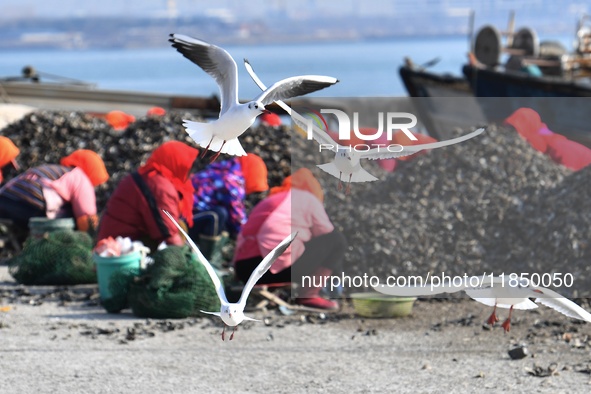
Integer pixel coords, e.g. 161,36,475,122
2,0,588,21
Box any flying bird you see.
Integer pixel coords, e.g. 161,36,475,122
373,276,591,332
169,34,339,162
163,210,297,340
244,58,484,193
309,127,484,193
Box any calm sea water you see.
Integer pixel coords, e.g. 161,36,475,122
0,35,574,98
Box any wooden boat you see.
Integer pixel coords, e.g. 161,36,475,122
398,59,487,140
462,63,591,97
459,15,591,145
0,66,221,117
400,14,591,145
0,65,282,118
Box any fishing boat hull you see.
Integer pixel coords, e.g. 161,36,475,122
462,65,591,146
0,80,222,117
398,65,488,140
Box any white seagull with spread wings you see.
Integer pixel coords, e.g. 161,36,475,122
163,210,297,341
169,34,339,161
307,126,484,193
244,59,484,193
373,275,591,332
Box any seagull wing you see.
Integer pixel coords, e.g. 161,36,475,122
533,287,591,322
200,310,222,317
254,75,338,106
162,210,228,304
359,128,485,160
373,275,501,297
242,315,262,322
244,59,338,151
169,34,238,116
307,121,339,149
237,232,298,307
464,292,538,310
244,59,290,113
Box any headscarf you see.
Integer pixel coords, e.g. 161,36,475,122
238,153,269,195
106,110,136,131
138,141,199,226
269,168,324,203
269,175,291,196
259,112,282,127
60,149,109,187
504,108,547,153
0,136,20,183
147,106,166,116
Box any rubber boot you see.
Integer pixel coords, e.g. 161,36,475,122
197,231,229,270
296,267,339,310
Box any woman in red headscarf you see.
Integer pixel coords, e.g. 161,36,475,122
97,141,199,250
233,168,347,310
0,149,109,242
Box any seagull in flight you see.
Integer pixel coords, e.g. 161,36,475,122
308,127,484,194
163,210,297,340
373,275,591,332
244,58,484,193
169,34,339,162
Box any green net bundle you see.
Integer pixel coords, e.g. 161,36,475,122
8,230,95,285
128,245,221,319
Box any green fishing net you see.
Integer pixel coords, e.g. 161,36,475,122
127,245,221,319
8,230,95,285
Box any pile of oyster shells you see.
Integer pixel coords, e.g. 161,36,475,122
2,111,590,295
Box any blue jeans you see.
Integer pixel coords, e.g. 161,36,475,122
189,206,229,239
0,195,46,242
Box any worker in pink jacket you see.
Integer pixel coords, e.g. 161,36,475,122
0,149,109,243
233,168,346,310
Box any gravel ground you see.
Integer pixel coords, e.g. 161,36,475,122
2,266,591,394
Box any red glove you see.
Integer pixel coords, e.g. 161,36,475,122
76,215,99,232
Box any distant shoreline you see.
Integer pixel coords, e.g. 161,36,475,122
0,33,477,52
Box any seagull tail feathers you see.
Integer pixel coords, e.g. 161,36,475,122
182,119,216,149
349,167,379,182
182,120,246,156
220,137,247,156
316,162,341,179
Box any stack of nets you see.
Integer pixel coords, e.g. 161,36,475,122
127,245,221,319
8,230,95,285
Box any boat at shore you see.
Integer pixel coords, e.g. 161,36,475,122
400,14,591,146
0,65,280,118
0,66,221,117
398,58,487,140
